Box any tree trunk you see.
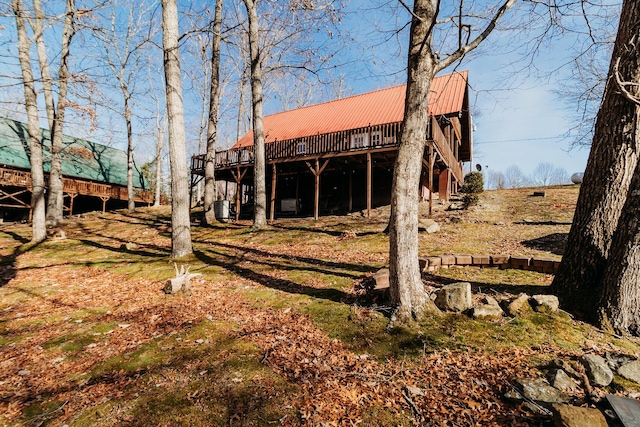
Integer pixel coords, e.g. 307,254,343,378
124,95,135,211
161,0,193,258
550,0,640,321
154,118,164,207
590,0,640,335
204,0,224,225
389,0,439,322
598,159,640,335
32,0,54,131
45,0,75,227
243,0,268,229
13,0,46,243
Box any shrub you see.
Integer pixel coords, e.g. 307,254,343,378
459,171,484,209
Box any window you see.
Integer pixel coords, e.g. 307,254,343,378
370,131,382,146
297,142,307,154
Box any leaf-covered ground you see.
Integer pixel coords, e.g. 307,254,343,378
1,186,638,426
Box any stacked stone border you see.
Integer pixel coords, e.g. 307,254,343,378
419,255,560,274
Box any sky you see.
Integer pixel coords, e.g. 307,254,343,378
313,0,617,179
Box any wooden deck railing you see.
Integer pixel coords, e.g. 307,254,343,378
0,166,154,203
430,117,463,183
192,119,463,184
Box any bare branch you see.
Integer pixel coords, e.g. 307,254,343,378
614,56,640,106
435,0,516,73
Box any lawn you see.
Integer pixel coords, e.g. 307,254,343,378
1,185,637,426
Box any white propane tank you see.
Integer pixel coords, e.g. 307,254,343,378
571,172,584,184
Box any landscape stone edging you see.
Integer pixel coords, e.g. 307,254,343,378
421,254,560,274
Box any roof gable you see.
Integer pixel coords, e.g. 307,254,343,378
234,70,468,148
0,117,146,188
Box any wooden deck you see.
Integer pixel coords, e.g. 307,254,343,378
190,117,466,221
0,166,154,214
191,118,463,184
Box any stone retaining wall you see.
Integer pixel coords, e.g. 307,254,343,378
419,255,561,274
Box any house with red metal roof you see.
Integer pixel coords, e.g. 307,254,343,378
191,70,472,220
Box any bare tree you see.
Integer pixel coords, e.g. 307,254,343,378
203,0,224,225
487,170,507,190
32,0,77,226
389,0,515,322
531,162,555,186
11,0,46,242
503,164,529,188
550,166,569,185
161,0,192,258
242,0,267,228
91,1,154,212
551,0,640,333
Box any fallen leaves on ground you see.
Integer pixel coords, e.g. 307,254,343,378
1,254,552,426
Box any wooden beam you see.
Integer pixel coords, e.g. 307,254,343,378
305,159,329,220
450,117,462,142
231,166,248,221
270,163,276,221
100,196,109,213
366,152,372,218
429,142,434,217
67,193,77,216
348,170,353,212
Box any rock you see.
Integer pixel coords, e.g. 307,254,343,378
434,282,472,312
530,295,560,313
581,354,614,387
554,359,582,380
551,404,607,427
125,242,139,251
494,221,506,226
418,219,440,233
606,351,636,370
504,293,532,316
617,360,640,383
550,369,579,392
472,304,504,321
516,378,570,404
481,295,500,306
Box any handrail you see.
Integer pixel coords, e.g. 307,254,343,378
430,117,463,183
0,166,154,203
193,122,402,171
192,119,463,184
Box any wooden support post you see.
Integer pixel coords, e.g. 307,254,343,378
348,169,353,212
68,193,77,216
100,196,109,213
231,166,247,221
270,163,276,221
429,143,435,217
305,159,329,221
366,152,371,218
295,173,300,215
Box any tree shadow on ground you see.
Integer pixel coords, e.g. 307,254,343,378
198,240,377,275
194,250,349,303
521,233,568,256
270,223,382,237
422,272,551,296
0,230,42,288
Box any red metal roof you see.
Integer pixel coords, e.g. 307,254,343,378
233,70,468,148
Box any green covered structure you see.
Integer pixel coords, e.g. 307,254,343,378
0,117,152,221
